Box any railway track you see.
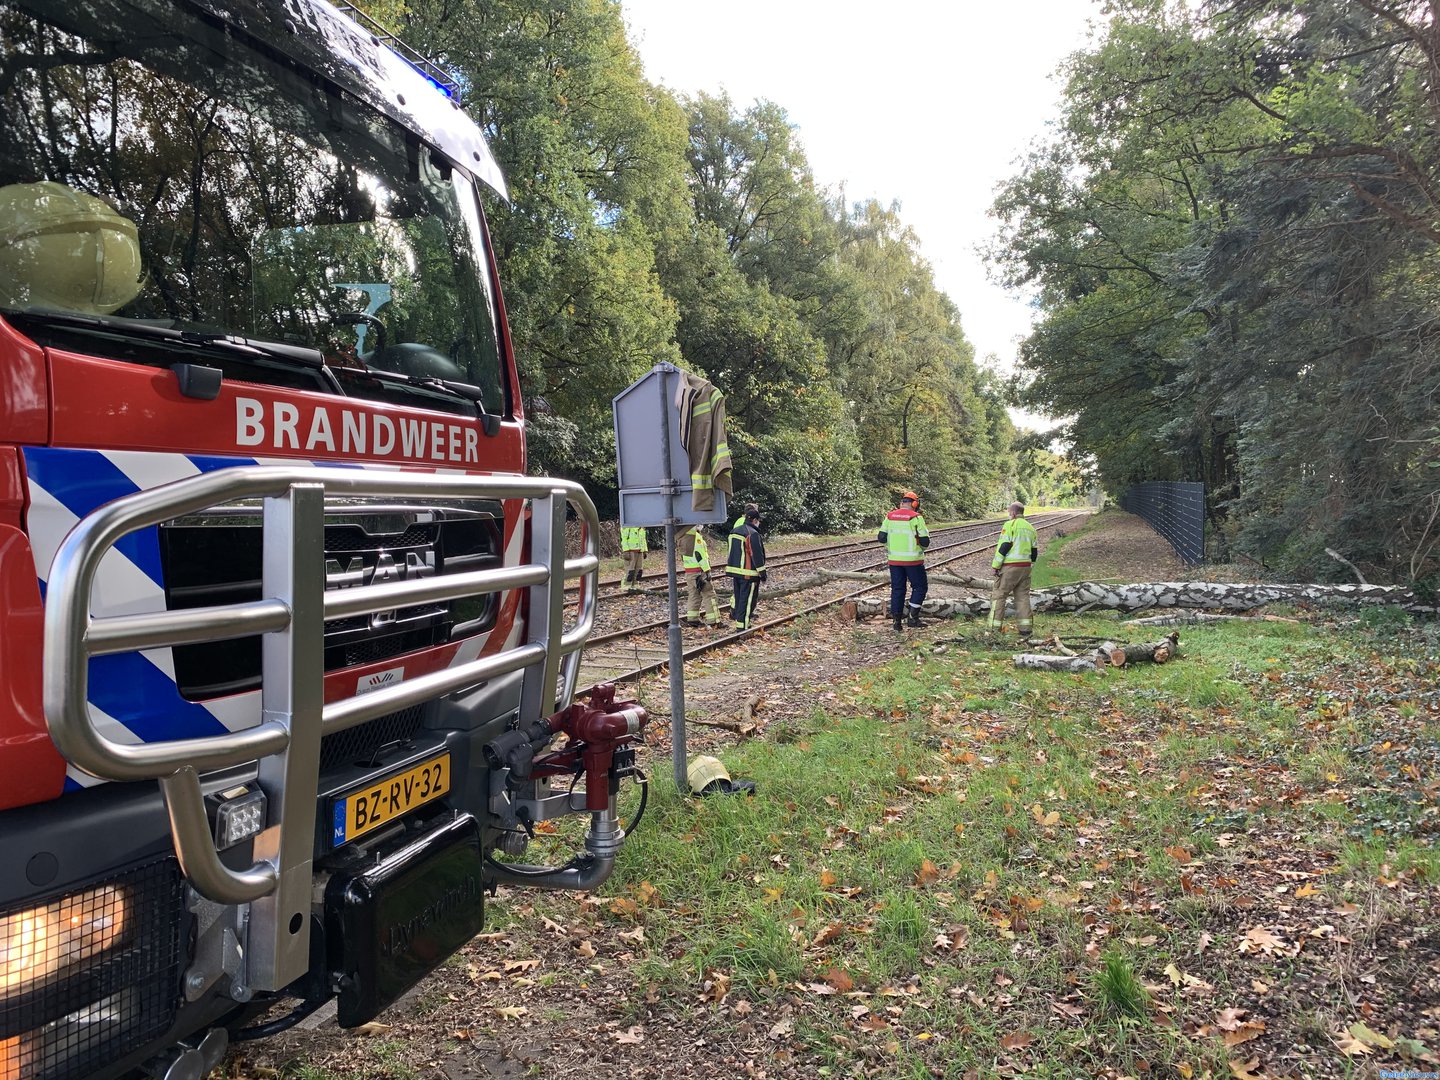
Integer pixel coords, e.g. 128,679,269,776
566,513,1043,602
576,510,1088,687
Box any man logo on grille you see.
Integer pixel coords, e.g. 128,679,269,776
325,551,436,631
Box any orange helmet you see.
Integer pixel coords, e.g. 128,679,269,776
902,491,920,505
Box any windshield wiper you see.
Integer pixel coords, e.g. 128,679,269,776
353,368,501,436
8,309,326,368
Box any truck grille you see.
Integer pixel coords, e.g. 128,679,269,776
159,504,503,701
319,705,425,771
0,858,183,1080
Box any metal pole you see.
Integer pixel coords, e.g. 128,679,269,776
655,365,687,794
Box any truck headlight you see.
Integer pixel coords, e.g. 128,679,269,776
0,885,129,993
0,859,182,1080
1,990,140,1080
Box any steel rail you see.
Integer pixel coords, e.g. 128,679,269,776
582,510,1076,608
582,510,1080,643
565,513,1036,599
587,511,1089,686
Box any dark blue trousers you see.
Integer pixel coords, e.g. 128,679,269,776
730,575,761,628
889,564,928,614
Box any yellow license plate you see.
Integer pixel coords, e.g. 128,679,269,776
332,754,450,846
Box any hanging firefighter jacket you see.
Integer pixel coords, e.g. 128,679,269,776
677,371,733,512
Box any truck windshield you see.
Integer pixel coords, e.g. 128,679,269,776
0,0,508,418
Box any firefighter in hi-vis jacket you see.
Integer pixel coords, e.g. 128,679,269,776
878,491,930,631
619,525,647,593
990,501,1040,637
726,503,767,630
678,525,722,627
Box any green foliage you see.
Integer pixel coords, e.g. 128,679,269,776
991,0,1440,585
359,1,1017,528
1093,951,1150,1019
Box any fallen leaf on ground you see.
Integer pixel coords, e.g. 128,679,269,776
1238,927,1288,955
1224,1021,1266,1047
824,967,855,993
1346,1022,1394,1051
1333,1031,1375,1056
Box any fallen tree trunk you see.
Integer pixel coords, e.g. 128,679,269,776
851,581,1434,619
1014,653,1104,672
819,568,993,590
1037,580,1429,613
1123,612,1299,627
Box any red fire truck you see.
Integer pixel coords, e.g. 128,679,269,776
0,2,649,1078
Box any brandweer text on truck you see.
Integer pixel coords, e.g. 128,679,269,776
0,3,649,1078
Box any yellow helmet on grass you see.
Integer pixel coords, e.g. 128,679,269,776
686,755,756,797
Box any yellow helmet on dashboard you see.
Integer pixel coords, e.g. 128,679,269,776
0,181,144,314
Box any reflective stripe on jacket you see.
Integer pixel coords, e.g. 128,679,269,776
679,528,710,573
677,373,733,512
992,516,1038,568
620,526,647,552
879,507,929,565
727,522,766,577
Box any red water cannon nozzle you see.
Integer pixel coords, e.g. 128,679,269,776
530,684,648,810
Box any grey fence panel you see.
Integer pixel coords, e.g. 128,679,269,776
1119,482,1205,565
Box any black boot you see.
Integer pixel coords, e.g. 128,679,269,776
906,608,922,627
892,613,903,632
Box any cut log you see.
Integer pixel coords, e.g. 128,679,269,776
1013,652,1105,672
1105,632,1179,667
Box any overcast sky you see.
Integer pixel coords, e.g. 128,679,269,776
619,0,1106,429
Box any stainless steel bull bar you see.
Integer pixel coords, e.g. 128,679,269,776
42,466,599,993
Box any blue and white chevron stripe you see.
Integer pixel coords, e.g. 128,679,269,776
24,447,467,791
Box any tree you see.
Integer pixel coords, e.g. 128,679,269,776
991,0,1440,586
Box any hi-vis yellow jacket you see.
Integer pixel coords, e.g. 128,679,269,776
620,526,647,553
992,516,1038,569
878,507,929,565
679,528,710,573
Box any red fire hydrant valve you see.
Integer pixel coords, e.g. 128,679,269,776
532,684,648,810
